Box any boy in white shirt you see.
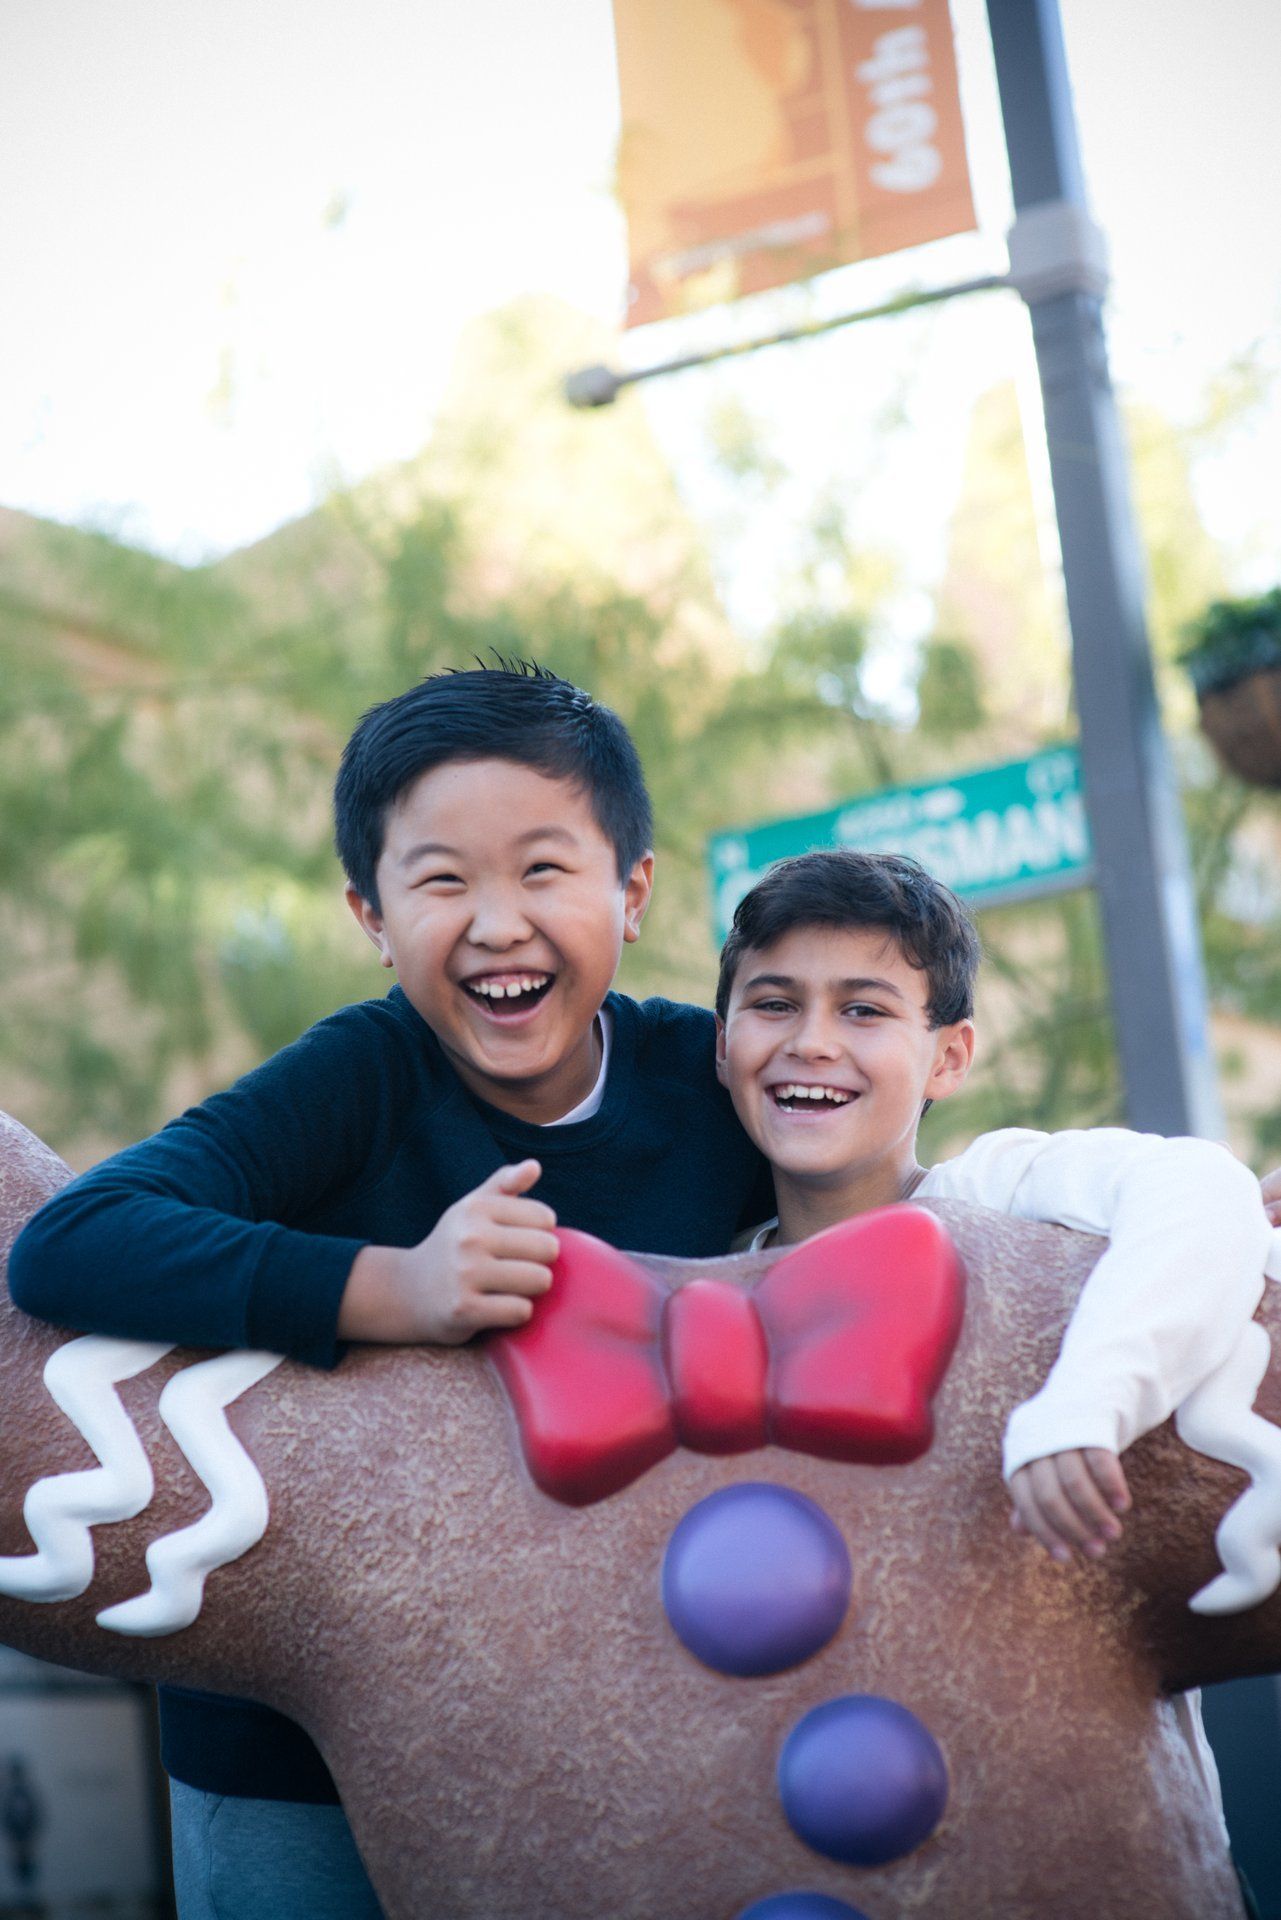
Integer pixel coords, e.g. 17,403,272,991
713,847,1272,1567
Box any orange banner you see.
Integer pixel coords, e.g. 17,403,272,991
613,0,975,327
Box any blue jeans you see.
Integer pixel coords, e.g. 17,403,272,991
169,1780,384,1919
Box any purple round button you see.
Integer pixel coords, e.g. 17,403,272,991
735,1896,871,1920
661,1483,851,1677
778,1694,948,1866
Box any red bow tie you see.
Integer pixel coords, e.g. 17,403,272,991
489,1207,964,1507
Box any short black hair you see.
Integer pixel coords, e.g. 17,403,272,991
335,662,653,909
715,848,979,1027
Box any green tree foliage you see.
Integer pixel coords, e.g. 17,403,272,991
3,310,1276,1173
915,638,985,741
932,382,1067,743
0,306,881,1158
0,530,368,1151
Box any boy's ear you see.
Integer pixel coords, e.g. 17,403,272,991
345,884,394,969
714,1015,728,1088
927,1019,976,1103
622,853,655,944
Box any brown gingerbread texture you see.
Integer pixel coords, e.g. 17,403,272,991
1,1106,1277,1920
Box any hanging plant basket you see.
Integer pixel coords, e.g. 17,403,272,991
1181,589,1281,788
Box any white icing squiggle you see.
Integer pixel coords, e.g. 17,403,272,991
97,1349,283,1637
0,1337,173,1602
1176,1321,1281,1615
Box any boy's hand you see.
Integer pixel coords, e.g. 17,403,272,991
1008,1448,1130,1564
339,1161,559,1345
1260,1164,1281,1228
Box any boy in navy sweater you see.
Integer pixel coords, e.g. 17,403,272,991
9,664,772,1918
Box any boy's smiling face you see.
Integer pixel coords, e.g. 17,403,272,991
716,922,974,1229
348,758,652,1124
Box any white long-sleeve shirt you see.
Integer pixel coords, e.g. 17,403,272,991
916,1128,1271,1479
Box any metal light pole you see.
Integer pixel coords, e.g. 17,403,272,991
987,6,1281,1905
986,0,1222,1141
570,2,1221,1141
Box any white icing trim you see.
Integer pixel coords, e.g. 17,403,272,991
1176,1321,1281,1615
0,1336,173,1602
97,1349,283,1638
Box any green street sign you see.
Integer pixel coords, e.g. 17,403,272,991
708,747,1093,941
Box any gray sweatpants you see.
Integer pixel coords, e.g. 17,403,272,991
169,1779,384,1919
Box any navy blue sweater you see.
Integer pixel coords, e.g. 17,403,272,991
9,986,771,1802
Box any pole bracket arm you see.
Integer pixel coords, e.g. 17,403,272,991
564,274,1010,408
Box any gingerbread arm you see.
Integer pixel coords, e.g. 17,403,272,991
1116,1280,1281,1694
0,1114,298,1701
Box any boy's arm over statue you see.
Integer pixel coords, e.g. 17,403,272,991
929,1126,1269,1463
339,1158,558,1343
923,1126,1272,1557
6,1000,558,1361
5,999,417,1365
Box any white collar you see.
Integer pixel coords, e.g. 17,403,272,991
745,1217,779,1251
542,1010,612,1126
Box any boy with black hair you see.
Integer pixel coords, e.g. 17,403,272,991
9,663,772,1917
714,845,1274,1831
714,846,1272,1555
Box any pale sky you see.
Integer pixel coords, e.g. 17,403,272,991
1,0,1277,606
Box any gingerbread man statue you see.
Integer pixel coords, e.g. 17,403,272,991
1,1109,1278,1920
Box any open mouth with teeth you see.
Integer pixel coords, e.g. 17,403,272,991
771,1083,856,1112
461,972,555,1018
